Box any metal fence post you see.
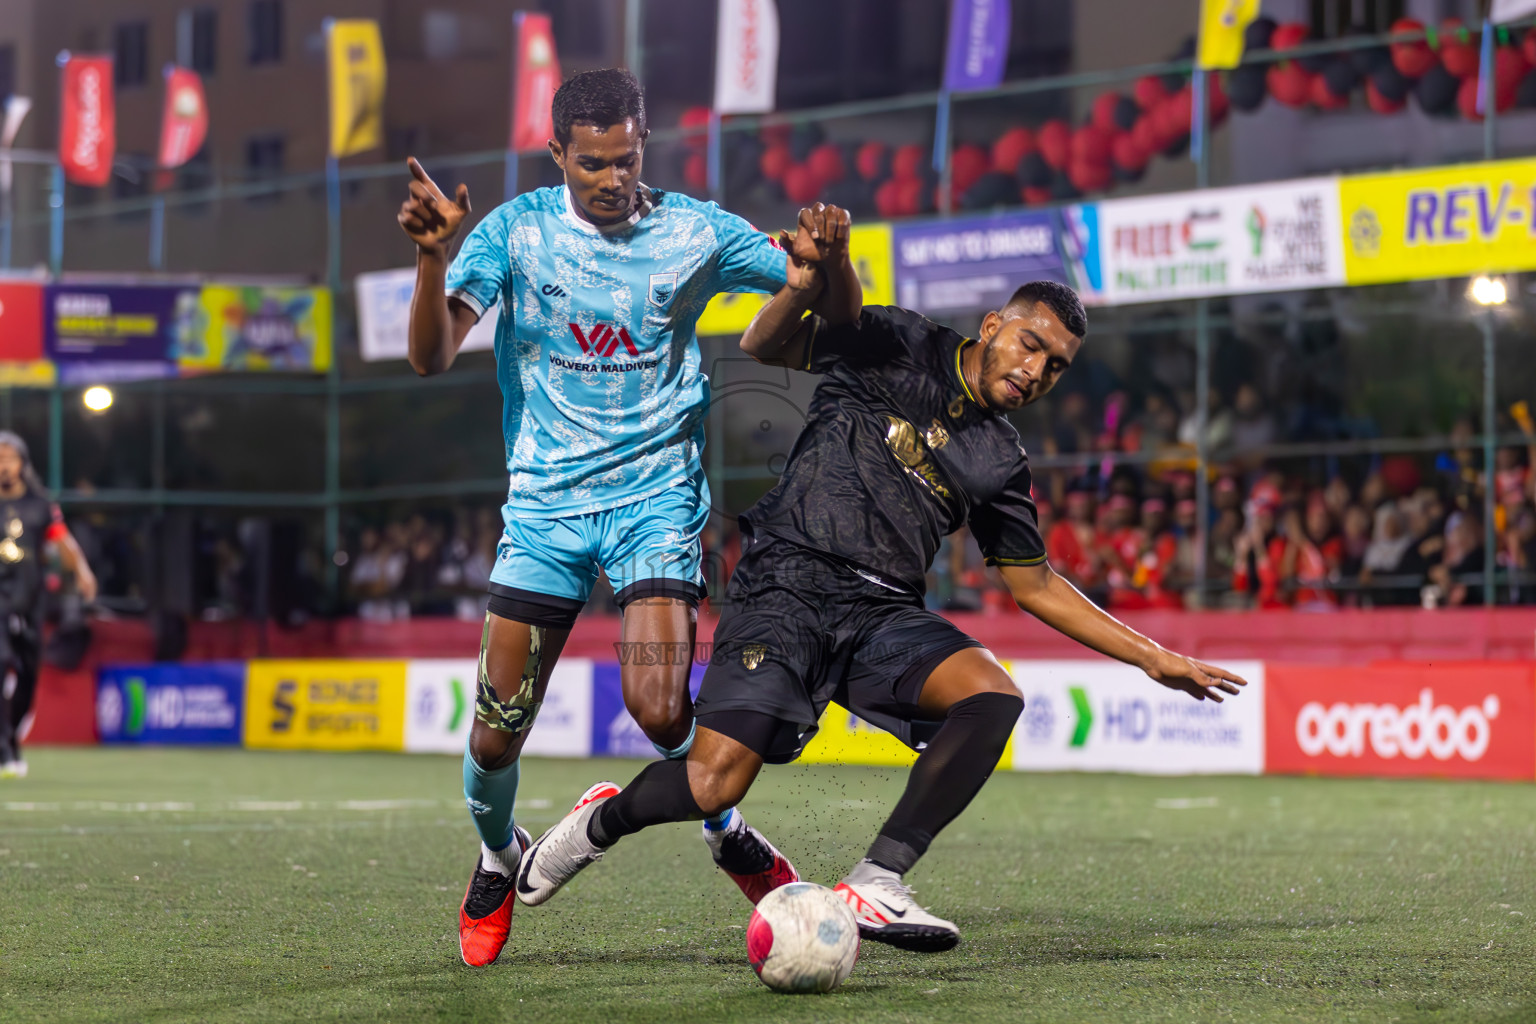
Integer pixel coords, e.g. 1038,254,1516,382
1482,308,1497,607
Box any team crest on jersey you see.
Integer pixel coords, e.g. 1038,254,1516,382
741,643,767,670
648,272,678,308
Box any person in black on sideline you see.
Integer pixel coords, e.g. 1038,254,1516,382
0,432,97,778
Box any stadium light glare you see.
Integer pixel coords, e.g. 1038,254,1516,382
82,386,114,413
1470,275,1507,306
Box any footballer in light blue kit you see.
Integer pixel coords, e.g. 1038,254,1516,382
397,69,855,967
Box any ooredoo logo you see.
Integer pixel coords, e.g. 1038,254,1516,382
1294,689,1498,763
1266,665,1535,781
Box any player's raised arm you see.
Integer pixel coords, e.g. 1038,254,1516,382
398,157,480,376
793,202,860,327
739,233,826,367
999,562,1248,702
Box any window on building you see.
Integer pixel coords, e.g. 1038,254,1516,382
114,21,150,88
246,134,285,201
178,8,218,74
249,0,283,65
1311,0,1407,38
0,45,15,102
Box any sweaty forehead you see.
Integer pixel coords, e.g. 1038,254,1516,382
1004,303,1080,359
566,121,644,157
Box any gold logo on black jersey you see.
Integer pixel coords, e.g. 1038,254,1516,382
923,419,949,450
947,394,967,421
0,518,23,564
741,643,767,670
884,417,952,500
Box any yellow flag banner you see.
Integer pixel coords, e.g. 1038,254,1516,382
1196,0,1260,70
697,222,894,337
326,19,386,158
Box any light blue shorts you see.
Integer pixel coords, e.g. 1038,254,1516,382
487,482,708,627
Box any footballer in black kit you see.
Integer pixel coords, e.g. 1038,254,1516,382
515,206,1248,953
0,432,98,778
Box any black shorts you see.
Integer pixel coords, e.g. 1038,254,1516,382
696,535,981,764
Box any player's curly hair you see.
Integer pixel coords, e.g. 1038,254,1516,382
552,68,647,145
1005,280,1088,339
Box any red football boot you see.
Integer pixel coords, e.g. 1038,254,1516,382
457,825,531,967
705,811,800,904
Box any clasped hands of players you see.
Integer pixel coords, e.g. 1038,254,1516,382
779,202,851,294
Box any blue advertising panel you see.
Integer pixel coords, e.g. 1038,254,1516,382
892,210,1069,314
590,662,704,758
97,663,245,745
43,284,192,384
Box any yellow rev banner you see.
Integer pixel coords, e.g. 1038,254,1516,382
1197,0,1260,69
697,222,894,337
244,660,406,751
1340,157,1536,285
326,19,386,158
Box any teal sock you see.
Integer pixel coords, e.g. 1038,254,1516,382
463,745,520,851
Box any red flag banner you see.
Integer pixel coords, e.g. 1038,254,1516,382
510,12,560,152
158,67,208,170
59,54,115,187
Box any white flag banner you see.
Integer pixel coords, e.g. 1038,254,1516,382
355,268,498,362
0,96,32,197
714,0,779,114
1491,0,1536,23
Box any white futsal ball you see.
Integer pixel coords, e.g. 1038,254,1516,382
746,882,860,994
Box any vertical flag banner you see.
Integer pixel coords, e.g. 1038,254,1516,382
714,0,779,114
1,95,31,195
58,54,116,187
1196,0,1261,69
1491,1,1536,23
157,67,208,170
942,0,1012,92
510,12,560,151
326,20,386,158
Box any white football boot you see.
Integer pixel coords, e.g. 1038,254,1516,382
834,860,960,952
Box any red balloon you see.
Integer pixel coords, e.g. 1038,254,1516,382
1133,75,1168,109
759,143,792,182
1495,46,1529,111
1091,91,1125,133
1037,119,1072,170
1267,63,1313,108
1207,73,1231,124
895,176,927,217
874,177,903,219
759,120,792,149
1111,131,1148,173
950,143,990,194
781,163,823,204
1069,158,1112,194
891,143,926,180
1021,185,1052,206
1132,114,1159,156
1070,125,1113,168
1270,22,1311,51
1523,27,1536,68
1366,77,1406,114
1457,73,1483,121
683,152,707,190
991,126,1035,174
1310,73,1349,110
1390,18,1437,78
1439,19,1480,78
807,143,846,186
855,141,887,182
1159,87,1195,139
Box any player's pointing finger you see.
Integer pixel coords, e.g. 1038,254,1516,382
407,157,448,201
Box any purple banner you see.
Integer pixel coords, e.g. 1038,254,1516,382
44,284,190,383
943,0,1011,93
893,210,1067,314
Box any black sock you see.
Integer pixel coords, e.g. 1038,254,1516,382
587,758,705,848
866,690,1023,874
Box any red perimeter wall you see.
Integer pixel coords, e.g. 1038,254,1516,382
27,609,1536,745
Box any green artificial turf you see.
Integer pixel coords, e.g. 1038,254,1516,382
0,748,1532,1023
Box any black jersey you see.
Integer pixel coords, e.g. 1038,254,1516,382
740,305,1046,596
0,488,63,614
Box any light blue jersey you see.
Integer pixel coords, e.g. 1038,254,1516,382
445,184,787,517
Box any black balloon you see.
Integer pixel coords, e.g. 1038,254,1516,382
960,171,1021,211
1161,132,1190,159
1112,159,1146,185
1114,95,1141,131
1371,63,1410,103
1517,69,1536,109
1017,151,1052,188
1049,170,1082,202
1323,55,1360,97
1228,64,1268,111
789,122,825,162
1414,64,1459,116
1244,16,1277,51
